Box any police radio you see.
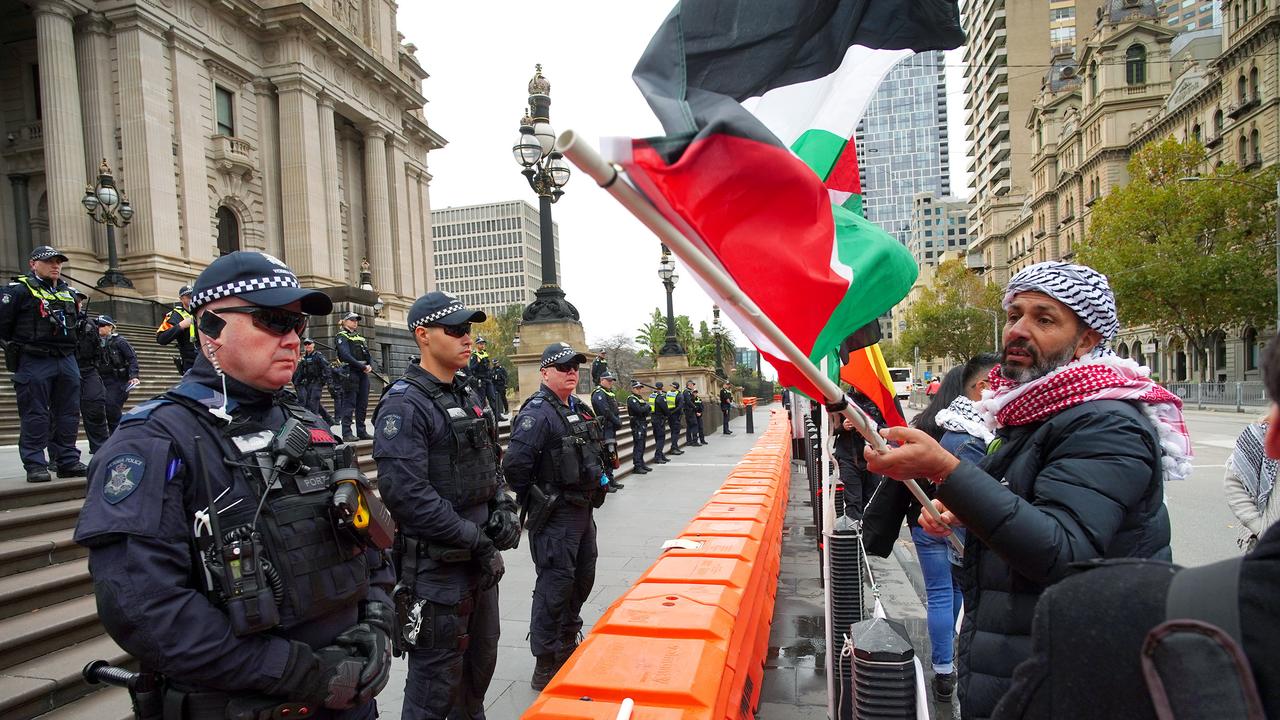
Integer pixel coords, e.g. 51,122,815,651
193,435,280,636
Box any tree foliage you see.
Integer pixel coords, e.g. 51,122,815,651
471,304,523,390
897,258,1004,363
591,333,644,387
634,308,699,367
1078,137,1278,380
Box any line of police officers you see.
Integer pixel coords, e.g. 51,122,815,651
68,250,733,718
0,246,140,483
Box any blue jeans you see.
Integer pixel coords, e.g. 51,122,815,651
911,525,964,674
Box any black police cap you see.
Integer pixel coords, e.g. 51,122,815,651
408,291,486,331
540,342,587,369
178,284,194,297
190,251,332,315
30,245,69,262
95,315,117,327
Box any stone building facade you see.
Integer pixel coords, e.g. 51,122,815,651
0,0,443,341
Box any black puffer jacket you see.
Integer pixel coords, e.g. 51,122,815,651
936,399,1171,720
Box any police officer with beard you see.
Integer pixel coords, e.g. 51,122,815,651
74,251,395,718
94,315,138,434
372,292,520,719
503,343,609,690
0,245,87,483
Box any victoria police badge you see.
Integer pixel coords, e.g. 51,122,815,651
382,414,401,440
103,454,145,504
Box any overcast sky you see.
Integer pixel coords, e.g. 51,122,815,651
396,3,971,375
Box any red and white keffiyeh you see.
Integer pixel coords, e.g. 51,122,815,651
978,354,1193,481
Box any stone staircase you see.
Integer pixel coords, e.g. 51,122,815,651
0,405,664,718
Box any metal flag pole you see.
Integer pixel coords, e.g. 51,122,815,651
558,129,962,554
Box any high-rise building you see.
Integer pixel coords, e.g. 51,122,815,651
1157,0,1217,32
430,200,558,316
908,193,973,268
855,51,949,249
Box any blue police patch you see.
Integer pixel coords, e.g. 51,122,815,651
520,416,535,432
103,454,145,504
381,413,402,440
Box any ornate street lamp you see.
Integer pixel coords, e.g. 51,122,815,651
82,159,134,288
513,64,578,323
712,305,725,376
658,245,685,355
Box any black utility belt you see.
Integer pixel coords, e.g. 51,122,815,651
17,345,72,358
416,541,472,563
162,686,312,720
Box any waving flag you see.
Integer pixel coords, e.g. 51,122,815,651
609,0,963,399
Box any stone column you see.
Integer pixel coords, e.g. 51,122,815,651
9,175,32,261
276,74,330,285
389,132,412,297
317,93,342,279
34,0,92,263
362,124,394,289
254,79,283,259
114,11,181,261
168,31,212,262
74,11,114,262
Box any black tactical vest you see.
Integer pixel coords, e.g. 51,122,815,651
13,274,78,350
96,336,130,378
534,392,606,493
164,388,369,631
402,374,500,509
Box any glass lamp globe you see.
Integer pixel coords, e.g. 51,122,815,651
533,121,555,156
513,131,542,168
546,152,570,188
96,184,119,208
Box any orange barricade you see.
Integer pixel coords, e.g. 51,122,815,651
523,410,793,720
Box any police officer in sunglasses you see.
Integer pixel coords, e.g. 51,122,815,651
76,251,396,718
502,342,610,690
372,291,519,719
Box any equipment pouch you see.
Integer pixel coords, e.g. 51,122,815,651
522,484,558,535
424,543,472,563
2,342,18,373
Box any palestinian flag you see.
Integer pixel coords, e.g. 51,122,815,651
611,0,963,400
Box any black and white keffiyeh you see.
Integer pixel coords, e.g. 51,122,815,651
935,395,994,444
1003,261,1119,344
1231,422,1276,513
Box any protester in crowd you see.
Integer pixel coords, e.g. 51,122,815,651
906,353,999,703
866,261,1189,720
926,376,941,397
994,333,1280,719
1225,418,1280,553
829,389,886,520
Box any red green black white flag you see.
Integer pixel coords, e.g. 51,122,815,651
611,0,964,399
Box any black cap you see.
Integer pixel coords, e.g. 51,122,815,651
540,342,587,369
655,381,665,389
178,284,194,297
631,380,643,388
343,312,361,322
475,336,488,344
600,371,616,381
408,291,486,331
96,315,116,327
302,337,315,345
30,245,68,262
190,251,332,315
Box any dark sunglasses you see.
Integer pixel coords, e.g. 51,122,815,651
550,363,580,374
211,306,308,337
427,322,472,338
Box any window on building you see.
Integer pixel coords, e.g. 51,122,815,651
1239,75,1248,103
1192,123,1201,144
1250,67,1260,101
1089,60,1098,98
1214,108,1224,135
216,206,240,256
215,86,235,136
1125,45,1146,85
1251,128,1261,163
1240,135,1250,164
1245,327,1260,370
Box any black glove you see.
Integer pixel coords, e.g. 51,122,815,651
484,508,523,551
334,602,394,704
267,640,362,710
472,534,505,591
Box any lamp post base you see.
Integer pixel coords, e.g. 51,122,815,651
95,268,134,289
522,284,580,323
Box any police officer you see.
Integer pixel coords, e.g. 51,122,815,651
683,382,706,446
0,246,86,483
627,381,653,474
74,292,111,456
719,383,735,435
649,382,669,464
373,292,519,719
665,381,684,456
95,315,138,434
336,312,373,441
468,336,500,416
74,250,395,717
502,343,609,690
492,363,510,418
590,350,608,385
591,371,625,492
294,338,335,426
156,284,197,373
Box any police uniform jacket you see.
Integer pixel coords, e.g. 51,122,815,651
680,389,699,419
293,349,330,387
74,314,101,370
720,388,732,407
73,356,394,695
937,399,1171,720
590,385,623,433
502,385,601,501
98,333,139,380
0,271,79,355
373,364,509,545
627,393,651,429
493,365,508,387
336,330,371,371
468,350,493,381
156,305,196,360
650,391,668,422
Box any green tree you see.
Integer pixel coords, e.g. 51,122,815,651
472,304,523,390
880,337,914,367
635,309,699,367
899,259,1004,364
1079,137,1278,380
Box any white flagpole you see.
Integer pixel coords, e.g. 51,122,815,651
558,130,962,554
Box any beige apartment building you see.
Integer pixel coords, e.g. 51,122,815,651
0,0,443,332
431,200,559,317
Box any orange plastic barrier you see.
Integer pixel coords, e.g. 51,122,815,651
523,410,793,720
